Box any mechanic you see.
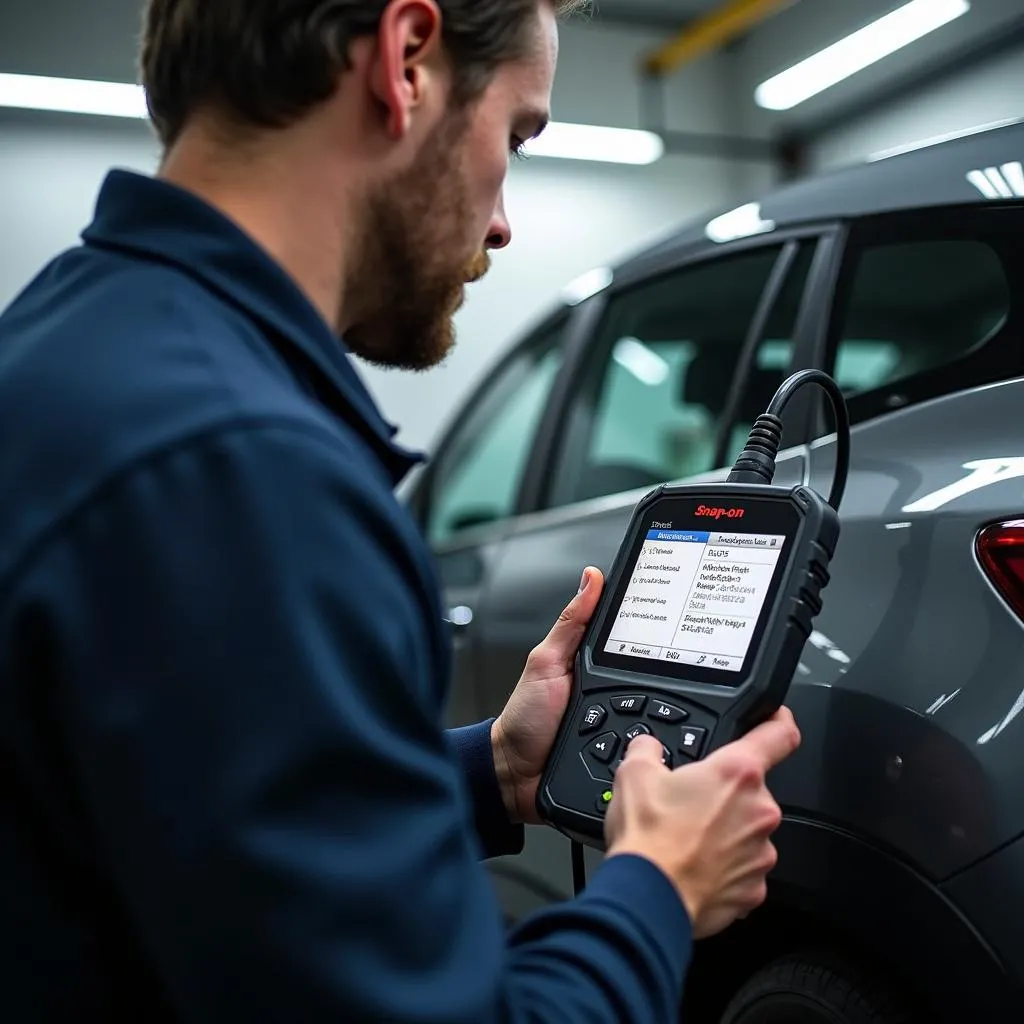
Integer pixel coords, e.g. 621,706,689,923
0,1,800,1021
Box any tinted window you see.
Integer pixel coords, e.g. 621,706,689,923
547,247,783,508
724,242,816,465
829,237,1012,419
426,322,566,545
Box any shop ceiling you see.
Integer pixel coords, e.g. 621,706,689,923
2,0,1024,171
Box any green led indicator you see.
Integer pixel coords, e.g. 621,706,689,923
601,790,613,804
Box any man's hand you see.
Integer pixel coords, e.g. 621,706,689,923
491,567,604,826
606,712,800,938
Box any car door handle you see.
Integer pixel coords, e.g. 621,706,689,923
447,605,475,629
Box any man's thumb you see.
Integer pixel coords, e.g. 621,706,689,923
532,567,604,665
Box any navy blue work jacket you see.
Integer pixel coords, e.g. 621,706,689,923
0,170,691,1022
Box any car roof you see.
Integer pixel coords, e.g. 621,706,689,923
606,115,1024,282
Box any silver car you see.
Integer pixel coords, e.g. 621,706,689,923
403,117,1024,1022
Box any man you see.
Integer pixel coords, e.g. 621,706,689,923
0,1,800,1021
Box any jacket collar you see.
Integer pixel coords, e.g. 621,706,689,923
81,169,423,485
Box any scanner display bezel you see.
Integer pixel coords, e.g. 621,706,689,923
591,494,801,687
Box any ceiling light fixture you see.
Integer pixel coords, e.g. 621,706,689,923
523,122,665,165
966,162,1024,199
0,72,149,119
0,73,664,167
754,0,971,111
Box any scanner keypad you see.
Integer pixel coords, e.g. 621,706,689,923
574,693,714,807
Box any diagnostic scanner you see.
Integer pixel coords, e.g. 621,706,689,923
537,369,850,861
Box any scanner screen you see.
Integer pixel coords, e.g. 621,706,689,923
604,527,786,673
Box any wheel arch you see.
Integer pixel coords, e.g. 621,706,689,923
681,816,1013,1022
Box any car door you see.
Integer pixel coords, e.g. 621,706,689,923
408,310,578,728
784,207,1024,878
471,233,832,915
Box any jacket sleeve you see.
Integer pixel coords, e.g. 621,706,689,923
35,419,692,1024
446,720,525,859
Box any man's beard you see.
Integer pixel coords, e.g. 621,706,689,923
343,110,490,372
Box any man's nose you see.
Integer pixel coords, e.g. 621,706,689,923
485,191,512,251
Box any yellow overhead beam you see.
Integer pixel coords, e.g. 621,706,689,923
643,0,797,78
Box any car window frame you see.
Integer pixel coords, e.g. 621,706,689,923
811,204,1024,437
713,229,843,465
407,303,589,555
525,225,841,517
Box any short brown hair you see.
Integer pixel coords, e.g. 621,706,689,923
140,0,590,149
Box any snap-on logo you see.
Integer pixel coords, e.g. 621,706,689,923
695,504,745,520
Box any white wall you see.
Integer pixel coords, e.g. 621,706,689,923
0,117,161,300
0,19,752,452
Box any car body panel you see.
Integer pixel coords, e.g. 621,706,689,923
943,830,1024,1001
774,378,1024,880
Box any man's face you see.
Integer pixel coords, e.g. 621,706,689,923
344,4,557,371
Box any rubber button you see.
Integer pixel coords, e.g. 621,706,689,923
647,700,688,724
624,722,652,743
585,731,620,764
579,704,607,735
678,726,708,760
610,694,647,714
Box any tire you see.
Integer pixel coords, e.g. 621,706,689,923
720,953,913,1024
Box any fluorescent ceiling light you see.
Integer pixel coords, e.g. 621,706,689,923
705,202,775,243
0,72,148,118
755,0,970,111
524,122,664,165
613,337,670,387
967,162,1024,199
0,73,662,169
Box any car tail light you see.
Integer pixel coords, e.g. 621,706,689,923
977,521,1024,619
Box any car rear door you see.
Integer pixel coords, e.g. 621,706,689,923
786,205,1024,879
469,229,841,912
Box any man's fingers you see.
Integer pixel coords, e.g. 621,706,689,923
736,708,802,773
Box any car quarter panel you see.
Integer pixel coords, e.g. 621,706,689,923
771,378,1024,880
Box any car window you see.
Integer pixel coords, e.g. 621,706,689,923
425,320,567,545
546,247,784,509
829,237,1012,419
723,241,816,465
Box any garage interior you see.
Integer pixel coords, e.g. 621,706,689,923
3,2,1024,1022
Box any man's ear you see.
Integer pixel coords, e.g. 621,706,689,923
368,0,445,140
